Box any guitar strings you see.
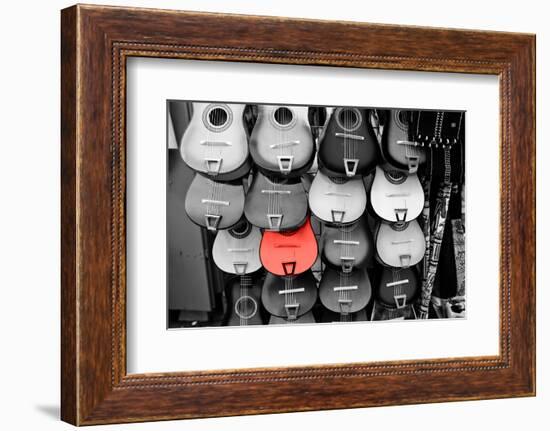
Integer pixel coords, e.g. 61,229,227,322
399,110,421,167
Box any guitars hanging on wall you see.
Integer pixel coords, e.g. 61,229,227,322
308,169,367,224
374,220,425,268
260,218,318,276
319,267,372,320
212,219,262,274
225,275,263,326
249,105,315,177
318,107,379,177
179,102,251,181
184,173,245,231
378,109,426,174
244,170,308,231
375,266,419,310
261,271,318,321
320,216,373,272
370,166,424,223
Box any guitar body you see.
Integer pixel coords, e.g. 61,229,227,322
318,107,379,177
370,166,424,223
244,171,308,231
319,308,368,323
320,216,373,272
376,266,419,309
226,275,263,326
269,311,316,325
319,267,372,315
180,102,250,180
250,105,315,178
184,173,245,231
260,218,318,276
381,109,426,173
212,220,262,274
308,169,367,224
375,220,425,268
261,271,318,319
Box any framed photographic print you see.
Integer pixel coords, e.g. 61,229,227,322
61,4,535,425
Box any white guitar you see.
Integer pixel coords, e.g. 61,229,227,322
370,165,424,223
308,169,367,224
179,102,250,180
249,105,315,177
375,220,425,268
212,220,262,275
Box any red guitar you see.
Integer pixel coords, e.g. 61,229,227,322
259,218,318,276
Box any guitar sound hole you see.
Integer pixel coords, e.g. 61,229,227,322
395,110,410,130
337,108,361,131
329,176,348,184
384,170,407,185
274,107,293,126
208,107,228,127
390,221,409,231
229,220,252,238
235,296,257,319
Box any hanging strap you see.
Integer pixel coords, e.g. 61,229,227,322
421,177,431,279
451,217,466,297
417,112,452,319
418,147,451,319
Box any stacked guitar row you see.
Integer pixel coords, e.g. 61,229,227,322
178,103,465,325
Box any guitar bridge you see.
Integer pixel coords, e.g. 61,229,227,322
201,199,229,206
386,279,409,287
333,285,358,292
270,141,299,148
278,288,305,295
335,132,364,141
391,239,413,245
200,140,232,147
261,190,292,195
396,140,418,147
334,240,360,246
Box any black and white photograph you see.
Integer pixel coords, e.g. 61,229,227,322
167,101,465,328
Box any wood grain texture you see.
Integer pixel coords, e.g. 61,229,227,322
60,4,536,425
60,5,78,425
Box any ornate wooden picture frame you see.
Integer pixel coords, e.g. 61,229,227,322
61,4,535,425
